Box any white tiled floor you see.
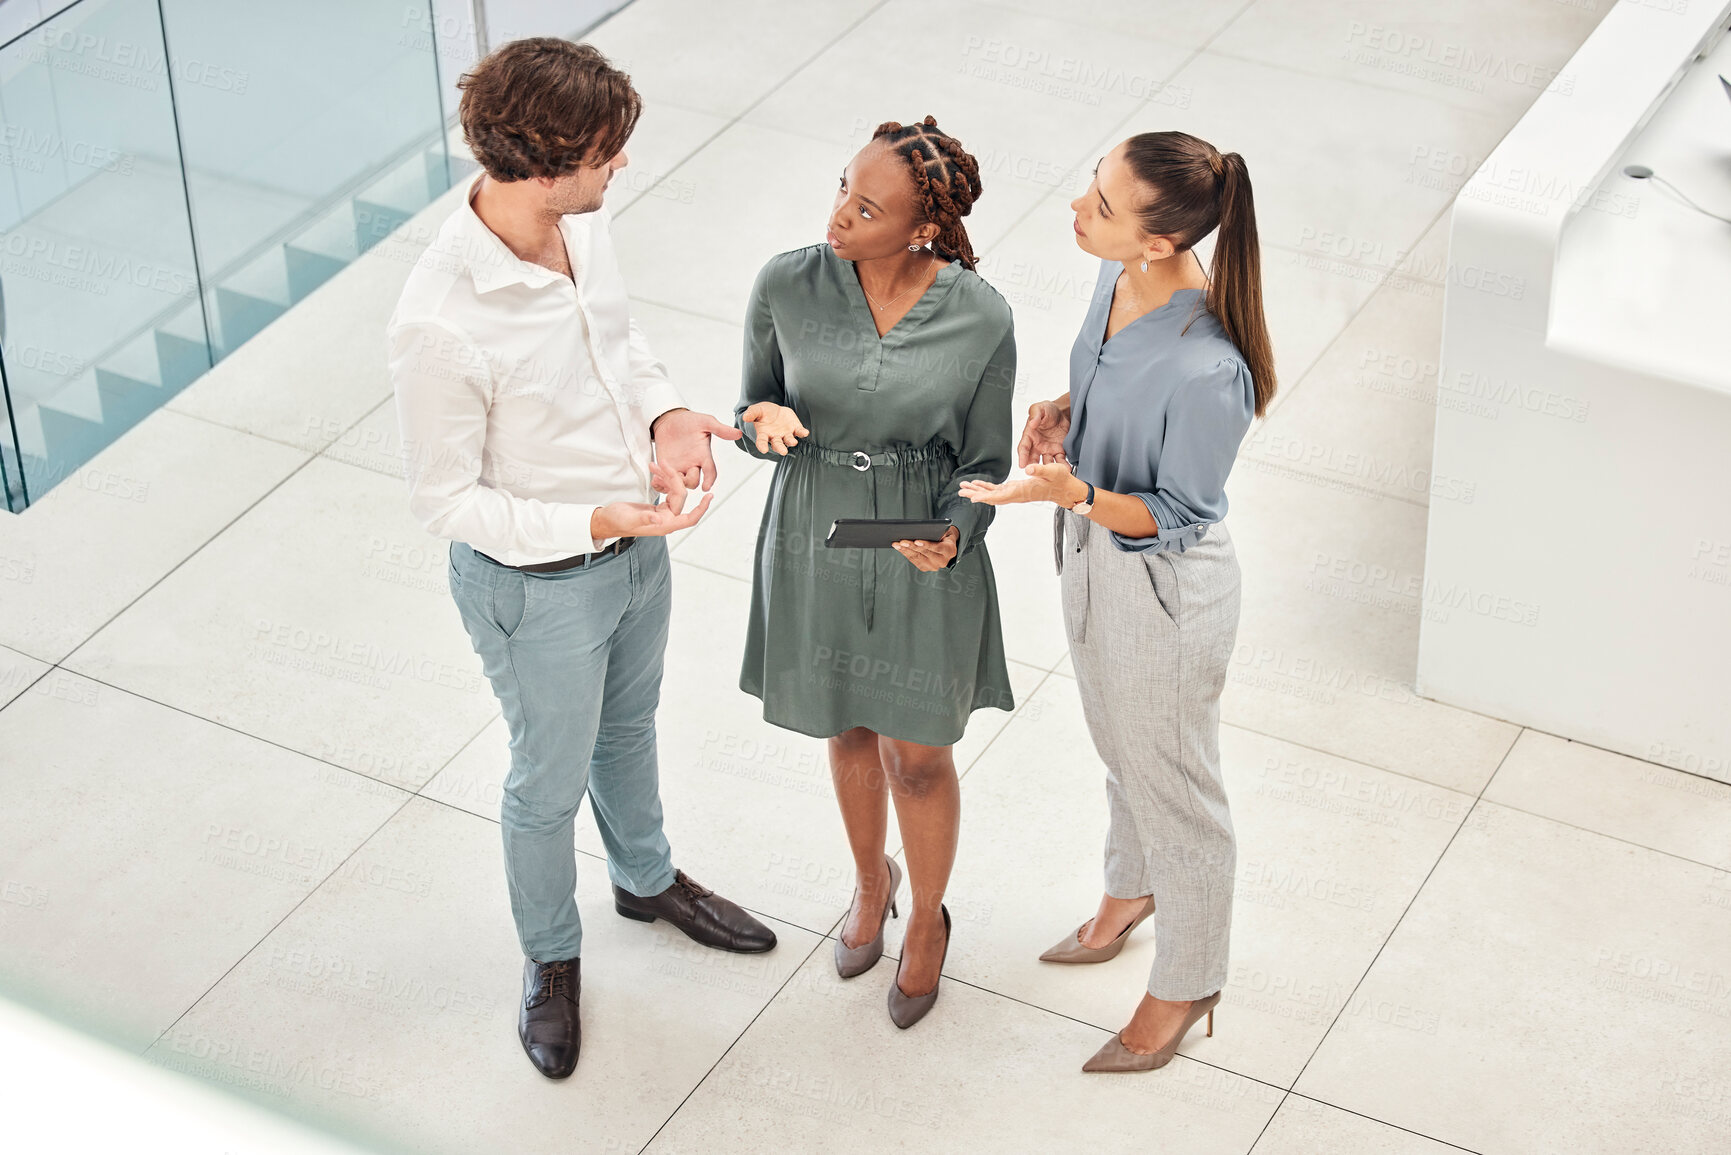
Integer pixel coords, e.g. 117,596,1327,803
4,2,1723,1153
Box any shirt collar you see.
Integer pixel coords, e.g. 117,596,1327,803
446,170,583,295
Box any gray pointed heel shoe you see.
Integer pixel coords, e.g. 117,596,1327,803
834,854,902,978
1081,990,1220,1073
887,904,950,1029
1038,894,1156,963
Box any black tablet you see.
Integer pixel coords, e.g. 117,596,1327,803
824,518,952,549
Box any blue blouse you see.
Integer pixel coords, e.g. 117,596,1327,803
1063,259,1256,554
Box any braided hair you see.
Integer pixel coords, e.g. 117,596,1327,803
870,116,983,270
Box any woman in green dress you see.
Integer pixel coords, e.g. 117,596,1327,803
733,116,1015,1028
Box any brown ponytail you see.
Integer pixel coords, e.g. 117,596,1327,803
1122,133,1277,417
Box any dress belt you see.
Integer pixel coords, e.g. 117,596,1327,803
794,441,955,471
477,536,635,573
790,439,955,631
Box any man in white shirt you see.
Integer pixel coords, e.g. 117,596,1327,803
386,39,775,1081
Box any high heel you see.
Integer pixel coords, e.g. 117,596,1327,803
887,904,950,1029
834,855,902,978
1038,894,1156,964
1081,990,1220,1073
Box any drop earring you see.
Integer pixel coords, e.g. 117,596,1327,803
1140,259,1149,272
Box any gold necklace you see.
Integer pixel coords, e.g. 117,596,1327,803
861,255,939,312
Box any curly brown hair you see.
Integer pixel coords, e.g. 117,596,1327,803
457,39,641,182
870,116,983,270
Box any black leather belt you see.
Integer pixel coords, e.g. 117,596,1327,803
477,536,635,573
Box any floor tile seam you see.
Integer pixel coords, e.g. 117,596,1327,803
56,394,409,669
407,710,507,803
793,948,1301,1097
668,556,751,585
964,1,1250,256
609,0,898,226
1216,718,1489,801
968,0,1256,57
726,641,1507,801
661,470,769,553
1279,721,1523,1092
637,930,834,1152
159,403,339,460
1511,722,1731,792
954,668,1056,784
409,798,853,940
622,294,739,328
40,667,482,802
1197,44,1533,118
0,664,59,717
1261,237,1446,282
133,788,424,1058
638,922,1303,1137
627,295,747,330
1470,793,1731,877
1260,1094,1488,1155
1228,451,1434,510
1257,200,1455,425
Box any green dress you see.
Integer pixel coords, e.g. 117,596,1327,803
733,243,1016,746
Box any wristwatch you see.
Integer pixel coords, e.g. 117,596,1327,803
1070,477,1096,516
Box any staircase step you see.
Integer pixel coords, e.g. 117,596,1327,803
214,287,288,353
283,243,347,302
154,329,210,390
223,245,293,308
93,368,168,429
353,197,414,253
288,198,364,264
99,328,168,388
34,403,110,478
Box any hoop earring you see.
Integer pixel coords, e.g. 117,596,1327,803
909,244,921,251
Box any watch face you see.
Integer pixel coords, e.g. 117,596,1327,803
1073,501,1092,514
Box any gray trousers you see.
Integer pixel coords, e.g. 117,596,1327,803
1055,508,1240,1000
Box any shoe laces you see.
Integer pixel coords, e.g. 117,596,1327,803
673,870,713,900
533,958,576,1004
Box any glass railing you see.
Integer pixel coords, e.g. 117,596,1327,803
0,0,467,512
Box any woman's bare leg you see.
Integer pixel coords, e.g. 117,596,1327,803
828,726,894,948
879,733,959,995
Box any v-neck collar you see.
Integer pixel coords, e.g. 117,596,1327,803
829,244,961,341
1096,284,1206,349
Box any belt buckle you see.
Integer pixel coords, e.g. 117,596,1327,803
850,450,871,472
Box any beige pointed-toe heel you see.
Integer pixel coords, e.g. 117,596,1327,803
1039,894,1156,964
1081,991,1219,1073
834,855,902,979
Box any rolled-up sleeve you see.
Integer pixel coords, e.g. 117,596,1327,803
935,323,1016,565
1114,357,1254,553
388,317,612,556
734,262,790,461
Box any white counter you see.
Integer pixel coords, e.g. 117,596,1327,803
1419,1,1731,783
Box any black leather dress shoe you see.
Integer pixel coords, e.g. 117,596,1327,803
613,869,777,953
519,956,580,1079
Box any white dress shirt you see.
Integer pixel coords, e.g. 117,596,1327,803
386,171,685,566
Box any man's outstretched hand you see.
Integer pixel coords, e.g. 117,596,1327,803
591,461,715,540
650,407,743,491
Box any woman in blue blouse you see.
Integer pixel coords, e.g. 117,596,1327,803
961,131,1275,1073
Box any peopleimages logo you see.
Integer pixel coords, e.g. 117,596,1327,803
0,232,193,296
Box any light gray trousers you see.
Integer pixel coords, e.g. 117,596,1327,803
1055,507,1241,1000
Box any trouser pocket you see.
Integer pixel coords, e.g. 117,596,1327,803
488,572,527,640
1141,550,1180,626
